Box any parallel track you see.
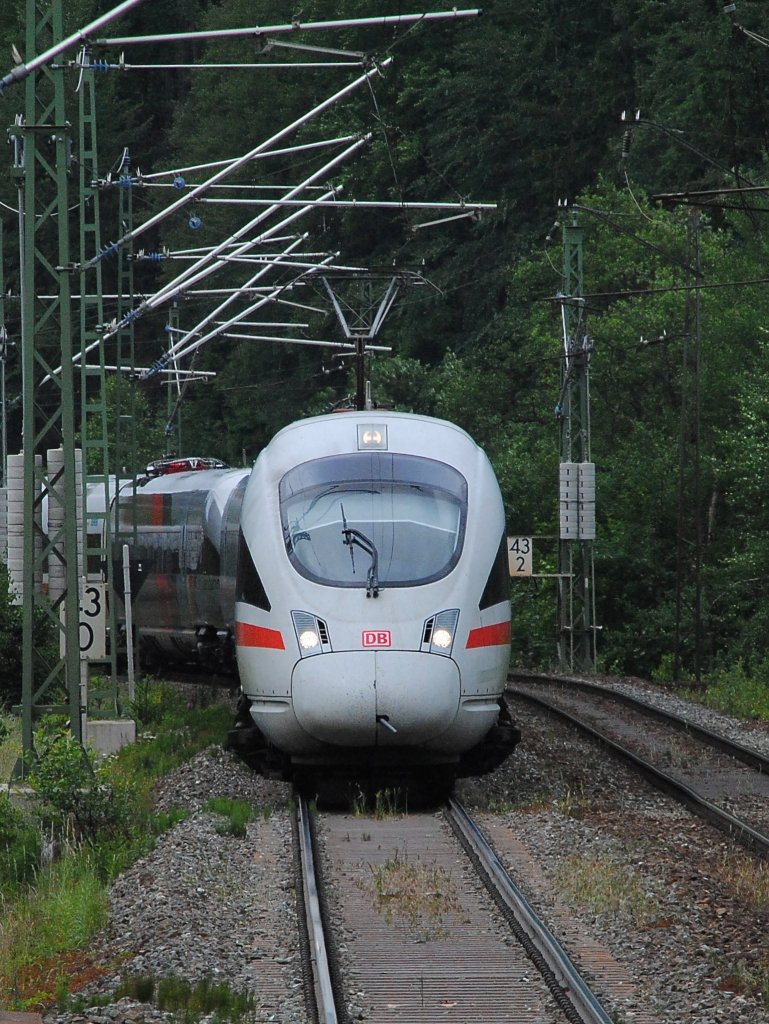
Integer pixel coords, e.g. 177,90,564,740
507,674,769,861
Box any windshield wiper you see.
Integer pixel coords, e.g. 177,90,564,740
341,503,380,598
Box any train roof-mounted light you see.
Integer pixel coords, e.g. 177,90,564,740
357,424,388,451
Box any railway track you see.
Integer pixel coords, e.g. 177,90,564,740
507,673,769,861
292,793,647,1024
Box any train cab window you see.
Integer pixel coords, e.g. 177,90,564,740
280,453,467,588
479,534,511,610
236,528,271,610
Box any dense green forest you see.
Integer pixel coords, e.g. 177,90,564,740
3,0,769,680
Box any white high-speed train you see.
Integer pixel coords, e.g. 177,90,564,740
106,412,519,785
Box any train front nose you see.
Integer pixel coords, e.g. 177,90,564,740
291,651,460,747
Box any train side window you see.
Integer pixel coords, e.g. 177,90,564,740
200,536,220,575
479,534,510,610
236,528,271,611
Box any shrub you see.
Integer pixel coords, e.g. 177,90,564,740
0,794,40,896
692,661,769,720
26,723,129,842
129,678,182,727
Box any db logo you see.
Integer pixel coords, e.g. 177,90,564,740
362,630,391,648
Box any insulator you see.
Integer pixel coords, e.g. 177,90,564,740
621,129,633,158
173,176,186,190
188,214,202,230
117,175,134,189
96,241,120,262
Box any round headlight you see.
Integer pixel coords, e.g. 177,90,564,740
299,629,320,650
432,627,453,649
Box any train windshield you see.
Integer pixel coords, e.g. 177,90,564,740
280,453,467,588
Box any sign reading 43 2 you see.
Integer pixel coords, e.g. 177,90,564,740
507,536,533,577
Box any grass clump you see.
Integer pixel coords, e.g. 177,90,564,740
367,850,460,941
717,960,769,1009
0,710,20,782
352,786,407,818
554,854,658,926
203,797,257,839
0,793,40,897
0,847,109,1007
715,852,769,913
114,973,256,1022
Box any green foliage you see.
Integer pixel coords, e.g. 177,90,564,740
26,723,128,842
79,377,169,475
0,847,109,1007
691,661,769,720
0,688,233,1007
114,974,256,1023
6,1,769,683
203,797,255,839
0,566,23,707
0,794,40,897
129,677,185,727
0,565,66,710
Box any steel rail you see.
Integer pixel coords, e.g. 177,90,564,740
446,798,616,1024
508,686,769,862
508,672,769,774
296,795,338,1024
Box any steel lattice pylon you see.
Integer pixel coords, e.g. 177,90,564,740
17,0,82,758
557,210,596,671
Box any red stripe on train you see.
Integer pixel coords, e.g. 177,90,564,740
235,622,286,650
465,621,511,648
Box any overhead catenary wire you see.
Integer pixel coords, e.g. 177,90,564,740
220,332,391,352
134,136,360,182
99,132,371,340
0,0,148,91
92,11,481,47
550,275,769,303
191,197,496,212
62,61,366,71
54,176,350,379
156,234,320,363
155,255,340,372
78,60,391,268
